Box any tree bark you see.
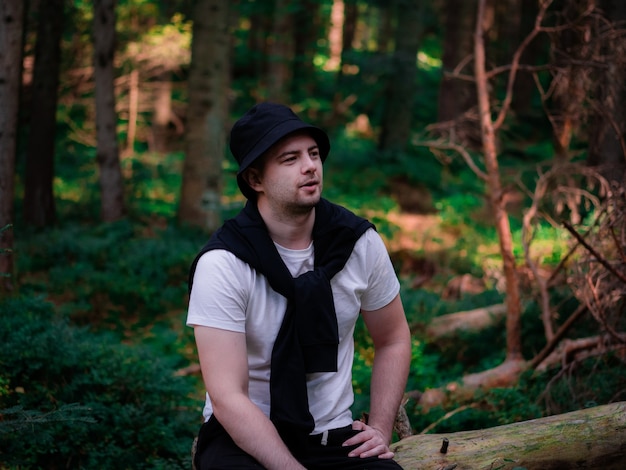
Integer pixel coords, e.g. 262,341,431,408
124,67,139,158
325,0,344,71
416,359,527,413
511,0,541,116
425,304,507,340
392,401,626,469
23,0,63,228
376,3,393,54
245,3,271,81
150,71,173,154
293,0,321,98
266,0,295,103
474,0,522,362
93,0,125,222
178,0,229,231
378,0,421,154
0,0,24,294
334,0,357,88
588,0,626,179
437,0,477,124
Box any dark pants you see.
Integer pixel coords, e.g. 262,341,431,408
194,417,404,470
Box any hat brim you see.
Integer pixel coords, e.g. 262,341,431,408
235,120,330,199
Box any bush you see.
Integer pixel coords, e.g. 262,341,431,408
16,220,204,331
0,296,200,469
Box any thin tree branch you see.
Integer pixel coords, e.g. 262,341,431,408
493,0,553,130
419,404,479,435
529,303,588,370
562,221,626,285
414,139,489,182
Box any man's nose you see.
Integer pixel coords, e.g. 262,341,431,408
301,155,317,173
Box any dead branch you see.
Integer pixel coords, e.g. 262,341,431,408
563,220,626,285
413,139,488,182
493,0,553,130
535,334,626,372
419,404,479,435
529,304,587,370
521,164,612,342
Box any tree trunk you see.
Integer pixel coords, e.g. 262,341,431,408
588,0,626,179
178,0,229,231
125,67,139,159
492,0,521,68
437,0,477,124
378,0,421,155
266,0,295,104
376,4,393,54
325,0,344,71
0,0,24,294
511,0,541,116
474,0,523,362
293,0,321,98
392,401,626,469
23,0,63,228
245,4,271,81
337,0,357,85
151,71,172,154
93,0,125,222
266,0,295,103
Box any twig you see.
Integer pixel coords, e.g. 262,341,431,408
419,404,478,435
529,304,587,370
493,0,554,130
415,139,488,182
562,221,626,285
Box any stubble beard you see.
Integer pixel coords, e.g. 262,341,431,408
286,193,320,217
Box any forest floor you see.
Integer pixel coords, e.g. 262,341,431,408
386,211,456,253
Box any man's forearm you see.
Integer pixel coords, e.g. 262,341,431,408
213,395,306,470
366,340,412,443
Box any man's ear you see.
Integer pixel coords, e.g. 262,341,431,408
242,168,262,191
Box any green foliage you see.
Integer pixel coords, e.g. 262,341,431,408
0,296,199,469
126,152,186,217
9,0,624,466
351,320,442,424
1,403,97,434
17,219,204,335
466,352,626,432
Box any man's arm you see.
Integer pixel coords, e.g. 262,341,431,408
194,326,306,469
344,294,412,459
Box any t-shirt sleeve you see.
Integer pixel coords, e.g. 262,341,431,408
359,229,400,312
186,249,250,332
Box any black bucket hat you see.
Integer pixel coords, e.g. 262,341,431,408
229,103,330,199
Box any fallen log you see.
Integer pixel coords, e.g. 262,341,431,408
417,359,527,413
391,401,626,469
424,304,507,340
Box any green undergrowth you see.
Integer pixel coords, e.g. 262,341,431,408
0,296,199,469
4,131,618,466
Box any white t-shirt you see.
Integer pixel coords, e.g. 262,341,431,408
187,227,400,434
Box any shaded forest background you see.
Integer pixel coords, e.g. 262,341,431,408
1,0,625,468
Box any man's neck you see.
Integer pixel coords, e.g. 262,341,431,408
256,199,316,250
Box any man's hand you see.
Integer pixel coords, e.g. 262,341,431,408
342,420,395,459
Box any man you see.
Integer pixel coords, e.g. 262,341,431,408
187,102,411,469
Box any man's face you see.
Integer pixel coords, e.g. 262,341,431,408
246,131,323,214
